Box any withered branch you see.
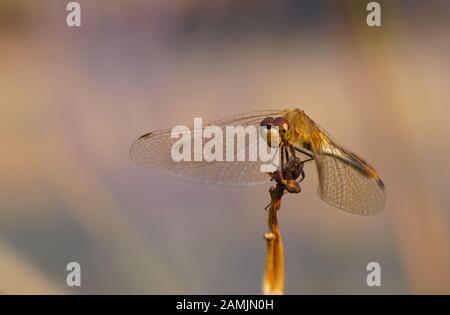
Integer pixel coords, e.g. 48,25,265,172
262,157,304,295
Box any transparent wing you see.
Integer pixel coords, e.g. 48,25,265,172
308,120,386,215
169,158,275,186
130,109,284,185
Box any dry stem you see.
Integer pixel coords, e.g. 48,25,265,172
262,183,285,295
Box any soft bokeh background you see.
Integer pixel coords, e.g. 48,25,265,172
1,0,450,294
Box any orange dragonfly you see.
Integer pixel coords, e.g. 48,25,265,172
130,108,385,215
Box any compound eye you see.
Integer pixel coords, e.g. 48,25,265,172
260,117,274,129
273,117,289,131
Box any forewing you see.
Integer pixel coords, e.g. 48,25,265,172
309,121,386,215
130,110,284,185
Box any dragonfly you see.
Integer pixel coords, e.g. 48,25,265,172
130,108,385,215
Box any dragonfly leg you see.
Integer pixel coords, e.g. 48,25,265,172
280,144,285,169
288,144,297,159
294,145,314,159
298,169,306,183
284,143,290,165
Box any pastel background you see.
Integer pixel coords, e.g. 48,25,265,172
1,0,449,294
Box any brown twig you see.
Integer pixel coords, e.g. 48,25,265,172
262,181,286,295
262,157,305,295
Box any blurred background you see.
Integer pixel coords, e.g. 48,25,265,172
1,0,450,294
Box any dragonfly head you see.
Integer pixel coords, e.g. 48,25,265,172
273,117,292,142
260,116,292,145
